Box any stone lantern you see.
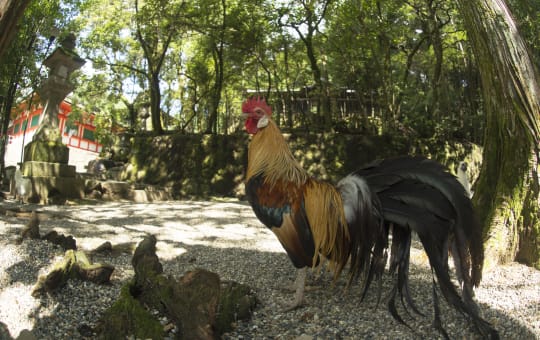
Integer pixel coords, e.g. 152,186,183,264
25,33,85,160
21,33,86,203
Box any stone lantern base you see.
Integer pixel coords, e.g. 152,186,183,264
24,140,70,164
22,140,84,203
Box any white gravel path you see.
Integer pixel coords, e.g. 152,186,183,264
0,199,538,339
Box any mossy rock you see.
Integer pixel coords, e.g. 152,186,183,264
215,281,258,334
96,283,164,340
100,236,257,339
166,269,221,339
31,250,114,297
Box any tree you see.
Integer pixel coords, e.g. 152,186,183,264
198,0,227,134
457,0,540,268
75,0,146,133
76,0,190,136
506,0,540,66
278,0,334,129
134,0,189,135
0,0,78,174
324,0,477,138
0,0,32,60
186,0,271,134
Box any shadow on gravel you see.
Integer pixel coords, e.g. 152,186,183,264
0,200,538,339
158,242,537,340
9,244,536,339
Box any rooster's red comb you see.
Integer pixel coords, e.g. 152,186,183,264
242,97,272,115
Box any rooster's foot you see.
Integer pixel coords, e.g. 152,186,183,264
281,267,307,312
282,298,303,312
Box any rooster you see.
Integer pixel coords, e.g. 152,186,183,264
242,97,498,339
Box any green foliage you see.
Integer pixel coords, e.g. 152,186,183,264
0,0,79,105
4,0,538,141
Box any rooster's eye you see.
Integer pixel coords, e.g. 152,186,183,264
254,109,264,116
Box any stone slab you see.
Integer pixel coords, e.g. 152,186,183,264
27,176,84,203
130,189,173,203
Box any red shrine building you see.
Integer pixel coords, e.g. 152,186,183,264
5,97,102,172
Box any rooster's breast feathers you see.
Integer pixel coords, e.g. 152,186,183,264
245,174,316,268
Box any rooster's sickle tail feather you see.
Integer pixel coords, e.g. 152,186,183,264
339,156,498,339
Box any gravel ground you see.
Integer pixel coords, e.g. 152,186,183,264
0,199,538,340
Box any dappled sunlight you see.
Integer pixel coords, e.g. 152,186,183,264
156,242,187,260
0,240,63,339
33,200,284,254
0,199,538,339
0,284,38,337
0,199,286,338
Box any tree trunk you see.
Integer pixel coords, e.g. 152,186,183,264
206,44,223,134
427,1,443,120
457,0,540,269
205,0,226,134
149,71,164,135
0,0,31,61
0,65,22,176
301,33,331,129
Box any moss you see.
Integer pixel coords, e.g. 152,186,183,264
97,283,164,340
214,281,257,335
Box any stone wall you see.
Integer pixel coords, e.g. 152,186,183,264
118,132,482,199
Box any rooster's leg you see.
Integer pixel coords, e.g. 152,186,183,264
283,267,307,311
312,256,328,283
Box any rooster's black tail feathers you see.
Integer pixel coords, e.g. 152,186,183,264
339,156,498,339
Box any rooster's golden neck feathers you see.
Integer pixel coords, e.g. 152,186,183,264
246,119,309,186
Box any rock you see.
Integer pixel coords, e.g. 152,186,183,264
32,250,114,297
98,236,256,340
84,179,103,193
100,181,131,200
215,281,258,334
42,230,77,250
91,241,113,254
87,159,107,174
95,284,164,340
87,189,103,199
20,211,40,241
72,251,115,284
170,269,221,339
132,235,163,282
0,321,12,339
15,329,36,340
